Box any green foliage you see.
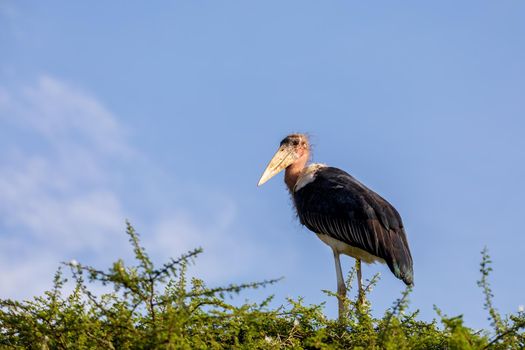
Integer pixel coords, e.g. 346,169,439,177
1,222,523,349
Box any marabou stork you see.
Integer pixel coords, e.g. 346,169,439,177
258,133,413,318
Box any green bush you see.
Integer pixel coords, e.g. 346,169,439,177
1,222,523,349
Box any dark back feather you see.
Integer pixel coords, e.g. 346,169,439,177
294,167,414,285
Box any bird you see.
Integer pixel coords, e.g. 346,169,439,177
257,133,413,319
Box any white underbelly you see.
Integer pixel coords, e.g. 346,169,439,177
316,233,385,265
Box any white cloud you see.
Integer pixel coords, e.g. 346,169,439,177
0,76,130,298
0,75,260,300
2,76,131,156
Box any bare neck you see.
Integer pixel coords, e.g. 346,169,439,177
285,151,309,192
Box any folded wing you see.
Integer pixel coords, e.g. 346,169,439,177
294,167,413,285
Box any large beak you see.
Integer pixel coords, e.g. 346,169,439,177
257,145,297,186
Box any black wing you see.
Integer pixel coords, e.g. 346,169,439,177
294,167,413,285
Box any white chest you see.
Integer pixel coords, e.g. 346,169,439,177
315,233,385,265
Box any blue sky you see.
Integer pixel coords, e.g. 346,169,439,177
1,1,524,329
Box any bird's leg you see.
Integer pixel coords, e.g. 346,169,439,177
356,259,365,308
333,250,347,320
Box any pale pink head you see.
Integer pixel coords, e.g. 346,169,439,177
258,133,311,189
